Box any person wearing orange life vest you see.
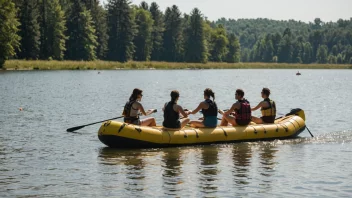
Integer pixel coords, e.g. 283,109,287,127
219,89,252,126
251,88,276,124
122,88,156,126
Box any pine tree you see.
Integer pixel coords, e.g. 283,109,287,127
0,0,21,67
184,8,207,63
91,0,108,59
133,8,153,61
316,45,328,63
149,2,164,61
209,24,228,62
107,0,136,62
226,33,241,63
163,5,183,62
66,0,97,60
46,0,67,60
16,0,40,60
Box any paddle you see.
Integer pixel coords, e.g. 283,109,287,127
66,116,124,132
66,109,157,132
306,126,314,137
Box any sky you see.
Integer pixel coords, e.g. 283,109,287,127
101,0,351,22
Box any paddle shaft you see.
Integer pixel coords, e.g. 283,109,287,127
66,109,157,132
66,116,123,132
306,126,314,137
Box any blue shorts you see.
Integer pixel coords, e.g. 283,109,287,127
204,116,218,127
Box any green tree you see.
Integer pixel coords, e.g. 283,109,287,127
342,45,352,63
163,5,183,62
149,2,164,61
209,24,228,62
337,53,344,64
302,42,313,63
139,1,148,10
107,0,136,62
91,1,108,59
16,0,40,60
0,0,21,67
316,45,328,63
133,8,153,61
44,0,67,60
278,28,293,63
66,1,97,60
328,55,337,64
184,8,207,63
226,33,241,63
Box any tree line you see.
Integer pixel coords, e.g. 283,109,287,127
217,18,352,64
0,0,351,68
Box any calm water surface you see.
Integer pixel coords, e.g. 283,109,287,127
0,69,352,197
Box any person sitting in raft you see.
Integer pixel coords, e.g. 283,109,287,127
122,88,156,126
251,88,276,124
219,89,251,126
163,90,190,129
187,88,218,128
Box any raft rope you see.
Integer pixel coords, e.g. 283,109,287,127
292,119,301,128
193,129,199,138
260,125,267,134
251,126,258,134
280,123,289,132
182,130,188,138
288,120,297,130
218,126,228,137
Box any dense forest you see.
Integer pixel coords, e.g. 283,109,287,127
1,0,352,68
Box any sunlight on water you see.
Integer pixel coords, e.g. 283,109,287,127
1,70,352,197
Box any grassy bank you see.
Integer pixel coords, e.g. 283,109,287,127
3,60,352,70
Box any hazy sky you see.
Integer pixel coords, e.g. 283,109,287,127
101,0,351,22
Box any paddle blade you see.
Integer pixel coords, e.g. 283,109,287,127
66,125,85,132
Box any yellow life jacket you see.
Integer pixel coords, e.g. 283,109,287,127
261,98,276,117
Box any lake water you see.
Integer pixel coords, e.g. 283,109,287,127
0,69,351,197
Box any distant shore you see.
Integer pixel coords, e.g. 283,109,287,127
3,60,352,70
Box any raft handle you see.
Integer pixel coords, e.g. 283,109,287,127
135,127,142,133
118,123,126,133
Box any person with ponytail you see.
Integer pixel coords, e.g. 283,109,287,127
122,88,156,126
162,90,190,129
187,88,218,127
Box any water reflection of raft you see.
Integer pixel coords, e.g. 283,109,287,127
98,109,307,148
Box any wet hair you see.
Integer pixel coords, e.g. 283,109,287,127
170,90,179,102
262,88,270,96
236,89,245,98
204,88,215,100
129,88,143,101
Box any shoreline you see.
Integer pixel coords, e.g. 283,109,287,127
3,60,352,70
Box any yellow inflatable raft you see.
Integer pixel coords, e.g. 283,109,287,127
98,109,306,148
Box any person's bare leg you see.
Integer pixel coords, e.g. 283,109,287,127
220,116,228,126
251,116,263,124
180,118,190,128
189,120,205,128
224,114,238,126
140,117,156,126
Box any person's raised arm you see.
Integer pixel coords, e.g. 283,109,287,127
219,103,237,115
251,101,263,111
188,102,205,115
178,105,188,118
138,103,148,116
